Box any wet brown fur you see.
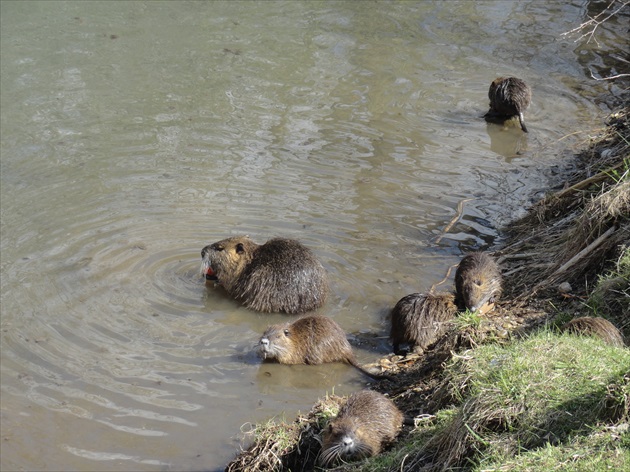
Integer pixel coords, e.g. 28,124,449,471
258,316,391,380
390,292,458,355
319,390,403,467
484,76,532,132
455,252,502,313
201,236,328,314
562,316,625,347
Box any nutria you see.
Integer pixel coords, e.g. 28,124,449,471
562,316,625,347
319,389,403,467
484,76,532,132
455,252,502,314
257,316,391,380
200,236,328,314
390,292,457,355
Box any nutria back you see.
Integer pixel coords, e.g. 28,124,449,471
455,252,502,313
201,236,328,314
258,316,390,380
320,390,403,467
485,76,532,132
390,292,457,354
562,316,625,347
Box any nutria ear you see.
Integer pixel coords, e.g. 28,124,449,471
236,243,245,254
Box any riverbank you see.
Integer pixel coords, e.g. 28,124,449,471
224,104,629,472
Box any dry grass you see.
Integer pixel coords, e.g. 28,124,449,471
498,107,629,300
224,394,342,472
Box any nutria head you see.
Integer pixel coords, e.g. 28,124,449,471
320,390,403,467
320,416,375,465
200,236,258,292
455,252,502,313
258,320,305,364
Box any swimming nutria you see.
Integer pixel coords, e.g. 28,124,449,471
455,252,502,314
200,236,328,314
319,389,403,467
484,76,532,132
390,292,457,355
562,316,625,347
258,316,391,381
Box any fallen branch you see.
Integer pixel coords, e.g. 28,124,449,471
550,225,617,278
435,198,474,244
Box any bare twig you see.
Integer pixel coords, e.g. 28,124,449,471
589,68,630,81
561,0,630,46
435,198,474,244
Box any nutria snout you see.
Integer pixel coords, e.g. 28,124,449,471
258,316,391,380
390,292,457,355
484,76,532,132
200,236,328,314
319,390,403,467
455,252,502,313
562,316,625,347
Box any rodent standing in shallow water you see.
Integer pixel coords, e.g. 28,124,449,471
455,252,502,314
200,236,328,314
257,316,391,381
562,316,625,347
484,76,532,132
319,389,403,467
390,292,457,355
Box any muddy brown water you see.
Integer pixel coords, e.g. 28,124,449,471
1,1,627,470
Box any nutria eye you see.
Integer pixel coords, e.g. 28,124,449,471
236,243,245,254
474,279,482,286
283,329,290,337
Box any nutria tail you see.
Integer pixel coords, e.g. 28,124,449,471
562,316,625,347
518,112,528,133
347,359,394,381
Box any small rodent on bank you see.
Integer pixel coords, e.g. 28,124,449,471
319,389,403,467
200,235,328,314
258,316,391,381
562,316,625,347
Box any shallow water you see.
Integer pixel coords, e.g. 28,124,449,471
1,1,627,470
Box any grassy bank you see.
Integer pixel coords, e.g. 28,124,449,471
224,106,629,472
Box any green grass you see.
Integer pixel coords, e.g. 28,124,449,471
424,329,630,471
586,245,630,334
328,330,629,472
